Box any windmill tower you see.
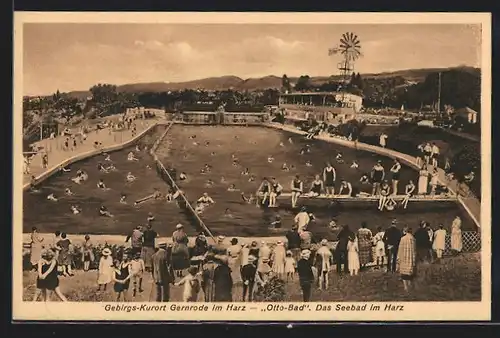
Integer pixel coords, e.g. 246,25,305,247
328,32,362,94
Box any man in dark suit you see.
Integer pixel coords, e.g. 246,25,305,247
151,241,174,302
383,220,402,273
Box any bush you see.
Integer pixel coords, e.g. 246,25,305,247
254,276,286,302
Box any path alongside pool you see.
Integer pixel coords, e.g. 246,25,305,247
265,122,481,229
23,118,163,186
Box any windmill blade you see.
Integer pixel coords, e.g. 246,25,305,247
340,37,349,46
342,32,349,41
349,32,355,42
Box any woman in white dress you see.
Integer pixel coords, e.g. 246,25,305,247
417,164,430,195
432,224,447,260
450,216,463,254
347,235,360,276
270,241,286,279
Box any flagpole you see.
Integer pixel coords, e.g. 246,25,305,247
437,72,442,114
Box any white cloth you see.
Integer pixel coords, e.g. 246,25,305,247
316,246,333,273
433,229,447,251
294,212,310,232
451,218,463,252
98,256,114,285
347,240,360,273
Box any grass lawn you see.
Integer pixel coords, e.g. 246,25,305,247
156,125,475,238
23,125,193,237
22,253,480,302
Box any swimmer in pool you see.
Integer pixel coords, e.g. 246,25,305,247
135,145,141,152
211,151,216,156
70,205,81,215
359,173,370,185
306,160,313,167
205,179,215,188
270,214,282,228
146,165,152,170
120,194,127,204
47,193,58,202
224,208,234,218
97,179,109,190
231,154,238,161
126,172,137,182
189,135,196,139
227,184,240,192
300,149,305,155
232,160,240,167
267,155,274,163
248,175,256,182
104,153,112,161
221,176,226,183
106,163,117,171
179,172,187,181
205,141,210,147
279,141,285,147
241,168,250,176
65,188,74,196
281,163,290,172
350,160,359,169
97,163,109,173
288,137,293,144
60,167,71,173
99,205,113,217
127,151,139,161
335,152,344,164
193,141,200,146
240,192,254,204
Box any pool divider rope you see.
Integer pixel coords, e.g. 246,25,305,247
149,123,216,243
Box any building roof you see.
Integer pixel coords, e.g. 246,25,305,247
455,107,478,115
279,91,362,98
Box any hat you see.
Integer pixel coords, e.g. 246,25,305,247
321,239,328,246
300,206,307,211
276,240,283,245
251,241,258,247
175,223,183,229
300,249,311,259
102,248,112,256
217,235,225,241
157,241,167,248
247,255,257,263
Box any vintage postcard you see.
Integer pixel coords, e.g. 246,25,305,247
13,12,491,321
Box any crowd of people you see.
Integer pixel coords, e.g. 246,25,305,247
28,205,464,302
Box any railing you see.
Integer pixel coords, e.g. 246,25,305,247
149,123,216,242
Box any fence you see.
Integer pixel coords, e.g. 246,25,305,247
149,123,216,242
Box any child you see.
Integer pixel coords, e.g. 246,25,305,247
97,248,113,291
372,227,386,269
284,250,297,282
241,255,257,302
175,266,201,302
113,254,132,302
130,252,145,297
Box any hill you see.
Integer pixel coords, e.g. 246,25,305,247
63,66,479,97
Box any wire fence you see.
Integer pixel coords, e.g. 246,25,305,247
150,123,216,242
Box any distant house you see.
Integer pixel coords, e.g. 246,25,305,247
454,107,478,124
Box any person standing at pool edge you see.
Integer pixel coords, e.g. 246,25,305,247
290,175,303,208
323,162,336,197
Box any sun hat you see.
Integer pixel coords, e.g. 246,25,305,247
321,239,328,246
276,240,283,245
41,248,55,258
247,255,257,263
175,223,183,229
217,235,225,241
102,248,112,256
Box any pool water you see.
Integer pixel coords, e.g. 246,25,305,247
156,125,475,237
23,125,194,236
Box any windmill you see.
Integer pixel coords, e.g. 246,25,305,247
328,32,362,87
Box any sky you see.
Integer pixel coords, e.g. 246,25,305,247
22,23,481,96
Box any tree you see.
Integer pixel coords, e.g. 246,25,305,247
295,75,311,92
